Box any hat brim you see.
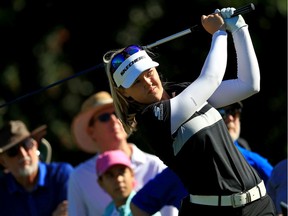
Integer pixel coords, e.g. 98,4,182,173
113,50,159,88
72,103,114,153
1,124,47,153
31,125,47,142
122,60,159,88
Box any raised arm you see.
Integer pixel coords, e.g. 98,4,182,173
170,11,227,134
208,8,260,108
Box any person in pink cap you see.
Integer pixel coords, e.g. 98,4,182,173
68,91,178,216
96,150,161,216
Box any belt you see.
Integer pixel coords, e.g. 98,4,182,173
190,181,266,208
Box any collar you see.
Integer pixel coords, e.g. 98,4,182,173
6,162,47,193
130,144,147,166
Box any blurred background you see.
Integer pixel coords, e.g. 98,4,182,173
0,0,286,166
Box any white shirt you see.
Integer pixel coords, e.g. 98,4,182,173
68,144,179,216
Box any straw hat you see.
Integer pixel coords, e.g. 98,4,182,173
72,91,114,153
0,120,47,153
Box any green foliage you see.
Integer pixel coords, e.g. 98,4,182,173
0,0,286,165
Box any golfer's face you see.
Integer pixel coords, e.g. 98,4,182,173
122,68,163,104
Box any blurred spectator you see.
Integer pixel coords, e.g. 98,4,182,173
218,102,274,184
96,150,161,216
68,91,178,216
217,102,251,150
266,159,288,216
0,120,73,216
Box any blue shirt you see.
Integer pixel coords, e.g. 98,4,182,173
103,190,136,216
266,159,287,214
0,162,73,216
103,190,161,216
132,168,188,214
234,140,274,184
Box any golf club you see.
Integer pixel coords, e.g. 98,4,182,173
0,3,255,109
144,3,255,49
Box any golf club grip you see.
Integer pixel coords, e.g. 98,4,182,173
144,3,255,48
232,3,255,17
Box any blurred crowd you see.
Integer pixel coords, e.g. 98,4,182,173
0,93,286,216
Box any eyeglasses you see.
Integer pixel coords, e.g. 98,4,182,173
218,108,241,119
111,45,143,73
5,138,35,158
89,113,116,126
96,112,116,123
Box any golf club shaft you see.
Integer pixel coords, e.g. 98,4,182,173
144,3,255,49
0,3,255,109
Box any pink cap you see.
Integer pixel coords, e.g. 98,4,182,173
96,150,132,176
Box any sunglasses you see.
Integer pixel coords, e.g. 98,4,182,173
111,45,143,73
218,108,242,119
98,112,116,122
89,112,117,125
5,138,35,158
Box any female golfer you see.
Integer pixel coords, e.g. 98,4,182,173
103,7,276,215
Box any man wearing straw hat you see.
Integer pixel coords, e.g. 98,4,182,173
68,91,178,216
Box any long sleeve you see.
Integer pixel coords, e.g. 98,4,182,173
170,30,228,133
208,26,260,108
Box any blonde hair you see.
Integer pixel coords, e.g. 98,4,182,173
103,48,136,136
103,46,157,136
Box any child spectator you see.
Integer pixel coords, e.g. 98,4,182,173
96,150,160,216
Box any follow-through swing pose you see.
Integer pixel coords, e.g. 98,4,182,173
102,7,276,215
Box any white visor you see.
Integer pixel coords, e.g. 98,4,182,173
113,50,159,88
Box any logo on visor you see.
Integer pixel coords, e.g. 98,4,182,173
120,56,146,76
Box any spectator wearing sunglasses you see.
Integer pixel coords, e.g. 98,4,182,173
218,102,274,184
0,120,74,216
218,102,251,150
103,7,276,215
68,91,178,216
96,150,161,216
